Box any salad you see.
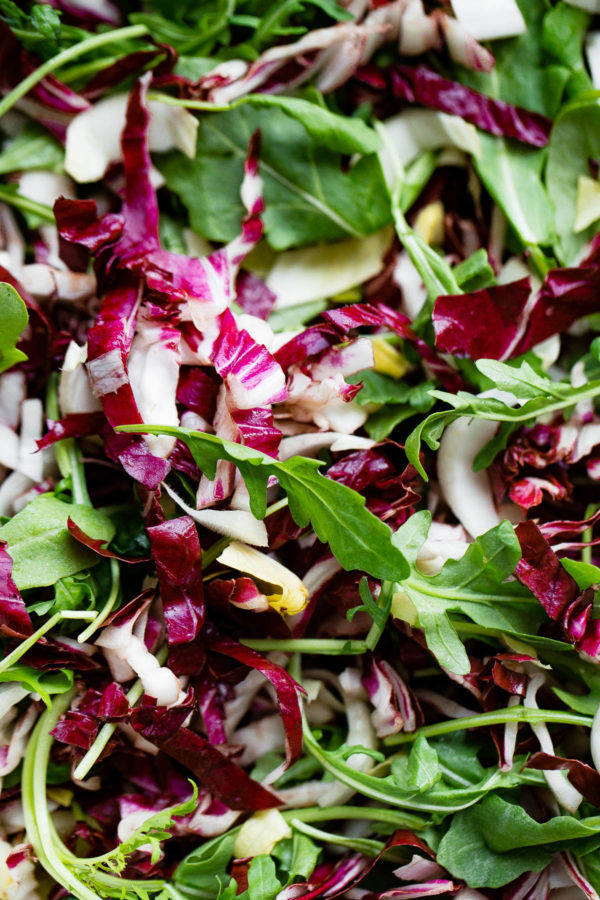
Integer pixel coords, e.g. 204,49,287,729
3,0,600,898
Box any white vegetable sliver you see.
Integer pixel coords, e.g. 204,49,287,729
450,0,526,40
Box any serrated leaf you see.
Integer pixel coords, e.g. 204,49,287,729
118,425,409,582
392,512,545,674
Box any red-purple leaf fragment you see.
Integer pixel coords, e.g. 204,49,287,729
0,542,32,638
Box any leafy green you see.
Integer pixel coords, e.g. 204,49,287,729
392,511,543,675
0,495,115,590
547,98,600,265
0,666,73,708
158,104,391,250
348,372,436,441
268,298,328,332
453,248,496,292
240,856,282,900
406,359,600,479
0,282,28,374
406,735,441,792
118,425,408,581
0,124,64,174
175,832,238,899
29,570,99,618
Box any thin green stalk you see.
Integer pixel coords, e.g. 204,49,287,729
282,805,426,829
582,503,598,566
291,818,384,856
73,644,168,781
77,558,120,643
241,638,367,655
384,707,593,746
0,186,55,222
45,374,91,504
68,443,91,506
365,580,394,651
0,24,148,119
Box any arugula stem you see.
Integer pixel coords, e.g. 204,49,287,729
46,374,91,504
290,818,385,856
0,24,149,120
77,558,120,643
365,580,394,651
241,638,367,655
282,805,426,829
252,0,298,47
68,443,92,506
582,503,597,565
383,707,593,746
0,186,55,222
73,644,168,781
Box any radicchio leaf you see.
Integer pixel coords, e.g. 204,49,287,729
211,638,305,770
0,541,32,638
515,521,600,660
67,518,150,564
147,517,205,646
133,723,280,811
525,753,600,808
36,412,106,450
363,64,552,148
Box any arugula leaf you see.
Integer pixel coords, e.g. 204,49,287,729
406,359,600,479
241,856,282,900
406,735,441,792
0,282,28,374
175,832,238,899
0,666,73,708
0,124,64,174
392,511,544,675
349,372,436,440
453,248,496,292
547,99,600,265
0,495,115,590
158,104,391,250
118,425,409,582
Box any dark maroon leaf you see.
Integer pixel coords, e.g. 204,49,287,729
135,724,280,811
36,412,106,450
526,752,600,807
51,710,99,750
386,65,551,147
0,541,32,638
147,517,205,646
97,683,130,720
211,639,305,770
433,279,530,360
515,521,600,659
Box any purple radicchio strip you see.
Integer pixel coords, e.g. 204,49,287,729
36,412,106,450
515,520,600,660
362,658,422,737
211,638,305,770
147,517,205,646
434,241,600,361
378,65,551,147
525,752,600,808
0,541,32,638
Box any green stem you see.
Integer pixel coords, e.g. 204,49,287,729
0,24,148,119
73,644,168,781
282,804,425,829
0,186,55,222
0,610,99,673
241,638,367,655
582,503,597,566
384,707,593,746
45,374,71,480
68,443,91,506
365,580,393,651
77,558,120,643
291,818,384,856
525,244,552,280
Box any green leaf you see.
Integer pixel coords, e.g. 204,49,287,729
406,735,441,792
392,512,543,675
288,832,320,881
0,666,73,708
561,558,600,591
0,124,64,174
406,361,600,478
0,495,115,590
268,298,328,332
245,856,282,900
436,803,553,888
453,248,496,292
117,425,409,582
546,99,600,265
158,104,391,250
0,282,28,374
175,832,238,898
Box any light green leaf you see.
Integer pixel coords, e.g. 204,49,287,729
0,124,64,174
158,105,391,250
0,282,28,373
0,666,73,708
407,735,441,792
0,495,115,589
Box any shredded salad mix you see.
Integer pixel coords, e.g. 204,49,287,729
5,0,600,898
